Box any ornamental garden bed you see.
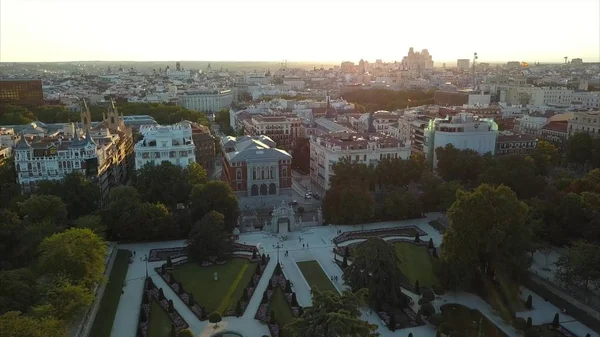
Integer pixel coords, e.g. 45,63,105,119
156,252,270,319
333,225,426,245
296,260,338,293
254,263,303,337
148,247,186,262
439,303,508,337
137,277,189,337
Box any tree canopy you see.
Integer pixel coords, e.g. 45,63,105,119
134,162,206,208
435,144,486,184
0,311,66,337
189,180,239,231
285,288,377,337
38,228,107,289
36,172,101,220
187,211,233,262
440,184,532,290
343,238,408,310
555,240,600,290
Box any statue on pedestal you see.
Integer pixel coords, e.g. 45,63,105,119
214,272,219,281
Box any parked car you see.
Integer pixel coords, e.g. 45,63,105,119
312,193,320,200
289,200,298,206
305,193,312,199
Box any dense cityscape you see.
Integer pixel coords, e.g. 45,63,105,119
1,1,600,337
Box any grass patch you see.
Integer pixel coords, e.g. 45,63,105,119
393,242,438,288
440,304,508,337
270,287,295,329
297,261,338,293
147,300,173,337
89,249,131,337
428,220,447,233
171,258,257,313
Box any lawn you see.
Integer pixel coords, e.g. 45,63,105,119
89,249,131,337
440,304,508,337
297,260,338,293
270,287,295,329
393,242,438,288
147,300,173,337
171,258,257,313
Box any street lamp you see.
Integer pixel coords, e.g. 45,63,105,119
276,243,283,264
144,254,148,278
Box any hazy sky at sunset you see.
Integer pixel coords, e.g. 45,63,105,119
1,0,599,64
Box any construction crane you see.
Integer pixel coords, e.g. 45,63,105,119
564,56,568,64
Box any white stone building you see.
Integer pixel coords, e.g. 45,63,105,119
179,89,233,113
516,111,555,136
572,92,600,109
424,113,498,167
309,132,411,193
568,111,600,138
134,123,196,169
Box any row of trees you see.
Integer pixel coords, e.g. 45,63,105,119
343,89,435,112
0,102,211,127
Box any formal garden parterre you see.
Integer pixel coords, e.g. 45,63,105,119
137,277,188,337
332,225,426,245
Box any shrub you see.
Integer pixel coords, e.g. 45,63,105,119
344,246,350,257
422,289,435,302
261,254,267,265
256,265,261,275
262,291,268,304
170,324,176,337
252,250,257,260
139,308,147,322
428,238,434,249
275,263,282,276
415,232,420,243
285,280,292,293
270,310,276,324
526,295,532,309
159,288,165,301
178,281,184,294
527,317,532,329
552,313,559,328
142,291,149,305
513,317,527,331
420,302,435,317
432,284,445,295
429,313,444,327
145,277,154,290
235,300,242,317
291,292,298,307
409,334,413,337
439,322,452,335
298,206,305,214
432,247,438,258
267,281,273,290
209,311,222,327
342,255,348,269
249,275,255,287
418,297,430,305
167,256,173,268
242,288,248,302
168,299,174,313
177,329,194,337
388,312,396,331
200,305,207,320
168,271,175,284
415,280,421,294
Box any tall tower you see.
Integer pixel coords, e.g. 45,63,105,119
80,98,92,131
106,99,125,131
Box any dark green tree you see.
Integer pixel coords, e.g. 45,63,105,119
189,181,239,231
555,240,600,290
187,211,232,262
343,238,407,310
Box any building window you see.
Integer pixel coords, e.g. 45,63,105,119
236,168,242,180
270,167,274,179
236,182,242,190
282,168,287,177
252,168,256,180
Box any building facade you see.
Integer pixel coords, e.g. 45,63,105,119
220,135,292,197
134,123,196,169
568,111,600,138
516,111,555,136
179,89,233,112
0,79,44,108
243,114,301,150
495,132,537,156
457,59,470,69
541,121,568,148
424,113,498,167
401,48,434,71
309,132,411,193
14,100,133,200
182,121,216,176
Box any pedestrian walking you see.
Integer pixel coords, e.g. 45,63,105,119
307,243,309,248
303,244,305,248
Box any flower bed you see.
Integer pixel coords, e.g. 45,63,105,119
136,277,189,337
333,225,427,245
334,237,429,259
148,247,186,262
254,263,303,337
155,254,271,320
232,242,259,253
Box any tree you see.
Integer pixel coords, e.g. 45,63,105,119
567,132,593,166
526,295,532,309
0,268,38,315
0,311,66,337
38,228,107,289
18,195,68,226
74,215,106,238
44,279,94,320
419,302,435,317
0,157,21,208
479,154,544,199
37,172,101,219
208,311,222,328
187,211,232,262
189,181,239,231
323,185,375,225
177,329,194,337
555,240,600,290
435,144,485,184
291,137,310,174
215,109,234,135
284,288,377,337
0,105,36,124
134,162,196,207
343,238,407,310
440,184,532,290
530,140,559,175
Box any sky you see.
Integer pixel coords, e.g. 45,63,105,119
1,0,599,64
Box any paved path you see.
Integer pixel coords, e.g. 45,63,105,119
108,214,597,337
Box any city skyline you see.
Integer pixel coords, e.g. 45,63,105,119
1,0,599,64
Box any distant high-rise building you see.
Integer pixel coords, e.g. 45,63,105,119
401,48,434,71
457,59,470,69
0,79,44,108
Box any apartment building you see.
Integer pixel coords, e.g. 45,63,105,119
243,114,301,150
496,132,537,156
134,123,196,169
568,111,600,138
309,132,410,193
179,89,233,112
